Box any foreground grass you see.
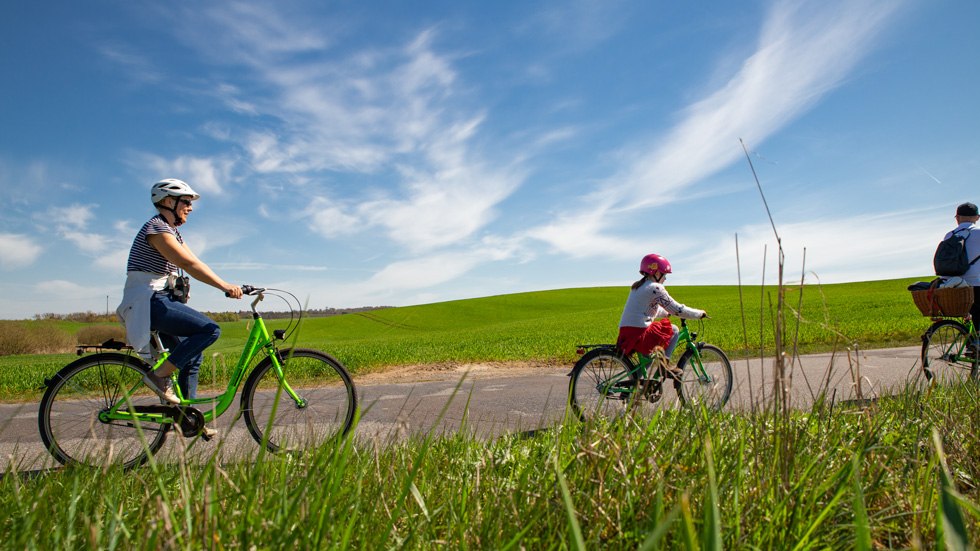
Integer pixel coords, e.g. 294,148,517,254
0,278,934,399
4,383,979,548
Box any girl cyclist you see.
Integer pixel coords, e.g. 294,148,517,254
618,253,707,379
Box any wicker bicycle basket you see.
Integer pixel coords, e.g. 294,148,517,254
911,285,974,317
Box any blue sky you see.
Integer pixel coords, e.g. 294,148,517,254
1,0,977,319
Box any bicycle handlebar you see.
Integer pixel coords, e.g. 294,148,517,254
227,285,265,297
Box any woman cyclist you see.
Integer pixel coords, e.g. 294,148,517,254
618,253,708,379
116,178,242,435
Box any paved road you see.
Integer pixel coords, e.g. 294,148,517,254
0,345,934,473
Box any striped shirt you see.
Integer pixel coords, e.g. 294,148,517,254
125,215,183,274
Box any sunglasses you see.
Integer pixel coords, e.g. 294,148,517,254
176,198,194,207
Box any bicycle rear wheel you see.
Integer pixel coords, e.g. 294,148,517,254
37,353,168,468
569,349,644,422
242,348,357,453
921,320,978,384
675,344,733,410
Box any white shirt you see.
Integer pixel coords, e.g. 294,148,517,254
619,279,705,328
945,222,980,286
116,271,169,359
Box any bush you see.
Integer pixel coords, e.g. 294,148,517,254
203,311,242,322
0,321,75,356
75,324,127,346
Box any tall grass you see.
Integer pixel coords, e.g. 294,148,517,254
0,321,75,356
3,384,978,548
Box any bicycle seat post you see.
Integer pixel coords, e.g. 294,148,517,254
150,332,168,356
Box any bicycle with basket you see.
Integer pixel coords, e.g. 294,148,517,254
912,280,978,383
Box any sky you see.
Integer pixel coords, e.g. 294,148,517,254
0,0,977,319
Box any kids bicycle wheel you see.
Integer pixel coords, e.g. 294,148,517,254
569,348,654,422
921,320,978,384
38,353,169,469
675,344,733,411
241,348,357,453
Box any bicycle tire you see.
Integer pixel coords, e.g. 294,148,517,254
921,319,978,384
568,348,640,422
37,353,169,468
675,344,733,410
242,348,357,453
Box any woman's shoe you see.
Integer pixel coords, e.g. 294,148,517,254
142,371,180,404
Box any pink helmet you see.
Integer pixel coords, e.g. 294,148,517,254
639,253,671,276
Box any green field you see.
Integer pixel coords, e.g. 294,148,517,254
0,277,933,399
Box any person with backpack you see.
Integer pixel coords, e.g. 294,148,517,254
939,202,980,322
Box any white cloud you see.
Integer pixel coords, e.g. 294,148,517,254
680,206,948,285
526,208,646,260
305,196,362,239
97,43,163,84
603,0,904,210
34,279,89,296
137,154,236,196
0,233,43,270
525,0,907,260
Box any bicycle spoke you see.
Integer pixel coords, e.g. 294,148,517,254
677,345,732,411
38,355,168,468
922,320,977,385
242,349,356,453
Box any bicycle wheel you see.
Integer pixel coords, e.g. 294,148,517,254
242,348,357,453
569,349,640,422
921,320,978,384
38,353,168,468
675,344,733,410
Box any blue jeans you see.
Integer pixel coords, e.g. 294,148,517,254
150,292,220,399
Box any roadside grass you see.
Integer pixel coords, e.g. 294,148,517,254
3,382,979,548
0,277,932,400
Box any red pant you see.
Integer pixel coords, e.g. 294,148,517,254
617,318,673,356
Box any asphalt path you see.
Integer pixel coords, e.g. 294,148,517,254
0,345,935,473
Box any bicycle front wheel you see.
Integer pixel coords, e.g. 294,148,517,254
569,349,638,422
922,320,978,384
242,348,357,453
676,344,733,410
37,353,168,468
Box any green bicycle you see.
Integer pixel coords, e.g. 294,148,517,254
38,286,357,469
921,314,979,384
568,318,733,422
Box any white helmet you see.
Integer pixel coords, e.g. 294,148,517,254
150,178,200,205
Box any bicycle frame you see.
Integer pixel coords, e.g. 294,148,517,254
595,318,710,396
98,292,302,427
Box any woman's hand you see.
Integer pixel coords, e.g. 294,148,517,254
224,285,243,299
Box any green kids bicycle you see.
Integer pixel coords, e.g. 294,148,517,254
38,286,357,469
568,318,733,422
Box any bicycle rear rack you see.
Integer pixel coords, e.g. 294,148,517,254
76,338,132,355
